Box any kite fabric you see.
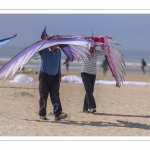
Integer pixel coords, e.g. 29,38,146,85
0,37,104,81
0,34,17,49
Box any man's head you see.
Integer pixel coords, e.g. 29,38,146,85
50,45,58,52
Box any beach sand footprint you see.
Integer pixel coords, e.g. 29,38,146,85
8,92,34,97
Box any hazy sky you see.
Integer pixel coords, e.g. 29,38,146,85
0,14,150,56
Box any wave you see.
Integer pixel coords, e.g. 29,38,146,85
0,57,150,71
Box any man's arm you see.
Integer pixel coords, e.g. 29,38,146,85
58,49,62,82
95,46,107,56
38,50,43,55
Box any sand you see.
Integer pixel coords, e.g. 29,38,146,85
0,70,150,136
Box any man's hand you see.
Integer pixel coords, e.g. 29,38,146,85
89,45,97,53
46,34,54,40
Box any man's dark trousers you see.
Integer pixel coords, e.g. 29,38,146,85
39,71,62,117
81,72,96,110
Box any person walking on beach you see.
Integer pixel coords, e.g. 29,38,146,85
81,45,107,113
101,58,108,76
141,58,147,75
38,27,67,121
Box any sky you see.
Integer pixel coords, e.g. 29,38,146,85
0,14,150,62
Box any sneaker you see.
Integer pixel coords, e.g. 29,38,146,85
55,112,67,121
40,116,48,120
83,109,90,113
89,108,96,113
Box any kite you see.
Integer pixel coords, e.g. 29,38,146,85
0,27,125,87
0,34,17,49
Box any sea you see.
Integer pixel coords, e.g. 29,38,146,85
0,45,150,75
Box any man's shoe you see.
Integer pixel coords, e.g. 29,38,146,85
40,116,48,120
55,112,67,121
83,109,90,113
90,108,96,113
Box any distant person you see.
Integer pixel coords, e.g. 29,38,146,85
101,58,108,76
141,58,147,75
65,58,69,71
81,45,107,113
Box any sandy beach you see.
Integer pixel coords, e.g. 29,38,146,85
0,70,150,136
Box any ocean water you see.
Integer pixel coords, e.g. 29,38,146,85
0,45,150,75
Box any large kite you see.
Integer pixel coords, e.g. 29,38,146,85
0,30,125,87
0,34,17,49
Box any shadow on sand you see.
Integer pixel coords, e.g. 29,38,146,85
23,118,150,130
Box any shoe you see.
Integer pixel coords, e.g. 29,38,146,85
89,108,96,113
83,109,90,113
40,116,48,120
55,112,67,121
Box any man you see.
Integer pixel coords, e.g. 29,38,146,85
141,58,147,75
38,27,67,121
81,45,107,113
